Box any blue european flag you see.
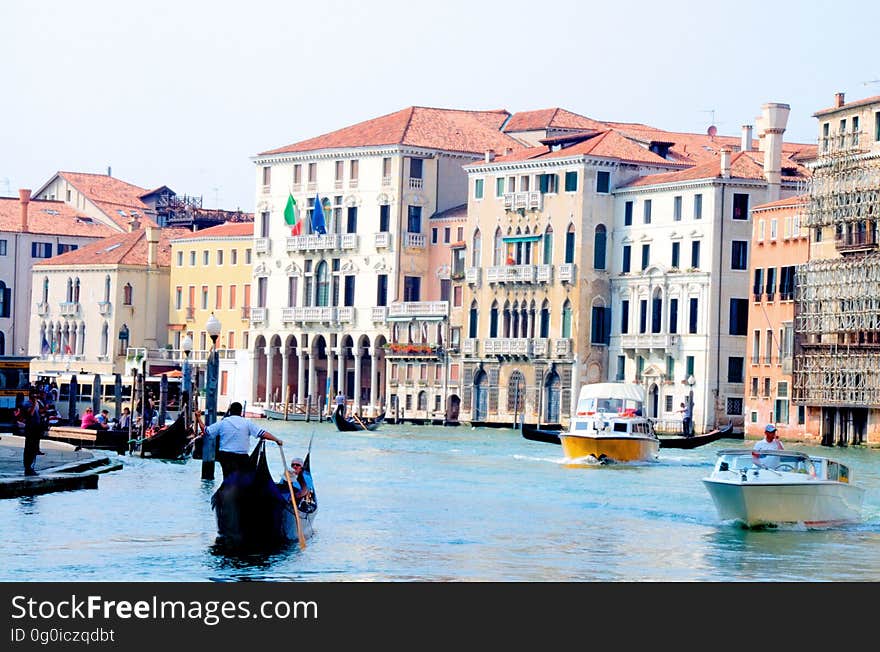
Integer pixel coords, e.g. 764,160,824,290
311,194,327,235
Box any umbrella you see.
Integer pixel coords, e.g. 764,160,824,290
68,375,78,425
92,373,102,414
114,373,123,421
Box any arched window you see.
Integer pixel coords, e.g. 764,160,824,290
73,278,81,303
104,275,111,302
66,278,73,303
562,300,572,338
508,370,525,413
519,302,529,338
468,301,479,338
42,277,49,303
493,228,503,265
100,322,109,357
123,283,133,305
543,226,554,264
565,224,576,264
315,261,329,306
472,229,482,267
651,288,663,334
529,300,537,338
593,225,607,270
0,331,5,355
540,300,550,338
417,391,427,411
489,301,499,338
0,281,8,318
502,301,512,338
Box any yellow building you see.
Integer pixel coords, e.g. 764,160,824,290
168,222,254,409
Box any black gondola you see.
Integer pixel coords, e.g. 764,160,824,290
135,414,193,460
331,409,385,432
521,423,563,445
658,422,736,449
47,426,130,455
211,441,316,549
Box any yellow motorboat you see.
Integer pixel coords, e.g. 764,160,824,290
559,383,659,463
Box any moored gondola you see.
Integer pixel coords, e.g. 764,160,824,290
211,441,317,549
134,414,193,460
521,423,563,445
658,422,735,449
331,409,385,432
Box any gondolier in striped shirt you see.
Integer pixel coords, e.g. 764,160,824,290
201,401,283,478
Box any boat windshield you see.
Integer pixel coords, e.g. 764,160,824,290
577,397,643,415
716,451,816,474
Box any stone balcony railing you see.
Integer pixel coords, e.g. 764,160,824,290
408,178,423,190
554,337,573,358
404,232,426,249
372,306,388,322
249,307,267,323
462,339,479,356
465,267,481,286
558,263,576,283
619,334,679,350
375,232,391,249
484,338,532,357
286,233,358,252
36,302,49,316
502,191,543,212
59,302,80,317
487,265,541,284
254,237,271,254
531,338,549,357
387,301,449,319
97,301,112,316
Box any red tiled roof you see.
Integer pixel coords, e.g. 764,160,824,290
752,193,810,211
503,108,607,133
0,197,117,237
260,107,523,156
34,227,191,267
622,151,809,188
55,172,158,229
175,222,254,240
814,94,880,117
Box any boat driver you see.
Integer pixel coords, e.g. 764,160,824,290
752,424,784,468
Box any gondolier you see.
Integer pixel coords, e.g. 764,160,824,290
201,401,283,478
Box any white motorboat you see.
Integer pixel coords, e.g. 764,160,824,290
703,449,864,528
559,383,659,463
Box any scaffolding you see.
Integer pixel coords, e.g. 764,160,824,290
794,123,880,409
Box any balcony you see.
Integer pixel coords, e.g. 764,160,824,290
385,342,442,358
382,176,392,187
372,306,388,322
463,339,479,356
280,308,296,323
408,178,423,190
254,238,271,254
487,265,536,284
619,334,678,351
375,232,391,249
404,232,426,249
285,234,358,253
465,267,481,286
531,338,549,357
553,338,573,358
387,301,449,320
336,307,355,323
559,263,576,283
835,231,878,254
97,301,112,316
485,339,532,357
36,302,49,316
536,264,553,283
59,302,80,317
249,307,267,323
502,191,543,212
291,307,334,323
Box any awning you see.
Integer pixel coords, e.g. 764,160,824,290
503,235,542,244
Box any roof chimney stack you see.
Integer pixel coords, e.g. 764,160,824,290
720,147,732,179
835,92,845,108
484,149,495,163
107,166,112,177
19,188,31,232
128,216,141,232
504,147,513,157
741,125,753,152
761,102,791,202
146,226,159,267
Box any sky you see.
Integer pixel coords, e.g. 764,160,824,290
3,0,880,213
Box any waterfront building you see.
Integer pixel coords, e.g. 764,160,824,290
167,221,255,412
608,104,811,434
794,92,880,445
248,106,523,417
744,195,810,440
0,189,115,358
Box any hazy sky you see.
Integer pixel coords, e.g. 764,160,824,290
3,0,879,213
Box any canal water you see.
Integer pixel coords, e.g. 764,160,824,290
2,421,880,582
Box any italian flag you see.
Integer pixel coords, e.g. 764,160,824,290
284,193,301,235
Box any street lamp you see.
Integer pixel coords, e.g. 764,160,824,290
201,313,222,480
686,374,696,437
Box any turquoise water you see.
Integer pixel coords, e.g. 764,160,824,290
2,421,880,582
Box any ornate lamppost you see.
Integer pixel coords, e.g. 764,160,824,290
201,313,221,480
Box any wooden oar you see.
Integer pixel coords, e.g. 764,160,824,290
351,413,369,431
278,444,307,550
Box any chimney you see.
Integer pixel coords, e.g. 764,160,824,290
504,147,513,156
128,216,141,232
761,102,791,202
107,166,112,177
754,114,766,152
146,226,159,267
19,188,31,232
741,125,753,152
720,147,732,179
484,149,495,163
835,92,845,108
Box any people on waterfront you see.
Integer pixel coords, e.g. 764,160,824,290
118,407,132,430
80,407,107,430
97,409,110,427
21,398,43,476
200,401,283,479
752,424,784,468
679,400,693,437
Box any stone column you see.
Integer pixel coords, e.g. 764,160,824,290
369,348,379,417
337,346,345,398
353,352,362,413
265,346,275,408
326,347,336,399
280,346,290,407
308,353,317,406
297,350,306,406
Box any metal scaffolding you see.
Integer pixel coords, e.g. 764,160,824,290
792,350,880,406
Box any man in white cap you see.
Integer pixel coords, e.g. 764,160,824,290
752,423,784,469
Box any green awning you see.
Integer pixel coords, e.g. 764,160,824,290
502,235,542,244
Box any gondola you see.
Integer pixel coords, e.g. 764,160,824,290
135,414,193,460
658,422,735,449
211,441,317,549
331,409,385,432
521,423,563,445
47,425,131,455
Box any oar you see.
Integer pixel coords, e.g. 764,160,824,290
351,413,369,430
278,443,307,550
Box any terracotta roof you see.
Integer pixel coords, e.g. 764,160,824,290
503,108,607,133
34,227,191,267
622,151,810,188
260,106,523,156
175,222,254,240
430,204,468,220
54,171,158,229
814,94,880,117
752,193,810,211
0,197,117,237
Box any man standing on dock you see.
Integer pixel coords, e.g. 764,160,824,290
21,398,42,476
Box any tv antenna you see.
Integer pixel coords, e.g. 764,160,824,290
863,79,880,86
